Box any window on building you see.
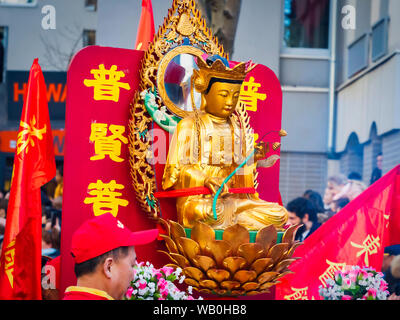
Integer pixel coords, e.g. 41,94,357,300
371,17,389,62
0,0,36,5
83,30,96,47
85,0,97,11
0,27,7,83
283,0,330,49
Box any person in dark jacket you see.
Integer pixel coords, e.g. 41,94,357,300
287,197,321,242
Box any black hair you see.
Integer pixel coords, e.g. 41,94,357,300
303,190,324,213
287,197,318,223
333,197,350,210
56,165,63,177
348,172,362,181
73,246,130,278
204,77,243,95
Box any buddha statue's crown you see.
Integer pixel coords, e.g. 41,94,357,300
192,55,254,93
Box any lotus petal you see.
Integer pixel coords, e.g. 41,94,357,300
157,250,179,265
199,279,218,290
214,289,228,296
205,240,232,267
184,278,199,288
192,255,216,272
158,218,170,236
233,270,257,284
251,258,273,275
199,289,212,295
159,234,179,254
231,290,243,296
191,222,215,253
183,267,205,282
259,282,276,291
246,290,262,296
237,243,265,265
207,269,230,283
241,282,259,292
170,253,191,268
222,257,247,274
221,281,241,291
275,259,297,272
255,225,277,252
169,220,186,242
164,263,179,269
275,270,294,280
267,243,289,264
285,241,303,259
282,224,302,246
222,224,250,254
257,271,278,284
177,237,200,261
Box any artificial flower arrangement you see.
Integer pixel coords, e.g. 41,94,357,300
125,262,202,300
319,266,390,300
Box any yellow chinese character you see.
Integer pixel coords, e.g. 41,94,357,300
3,240,16,288
17,116,46,155
84,180,129,217
351,234,381,266
89,123,128,162
84,64,131,102
319,260,347,287
239,77,267,112
284,287,309,300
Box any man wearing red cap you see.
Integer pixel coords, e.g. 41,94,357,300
63,213,158,300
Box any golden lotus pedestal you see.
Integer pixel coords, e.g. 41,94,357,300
159,219,301,297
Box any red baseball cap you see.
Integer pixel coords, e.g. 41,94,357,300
71,213,159,264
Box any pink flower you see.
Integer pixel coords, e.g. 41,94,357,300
161,266,174,277
158,278,168,291
380,281,388,291
126,287,134,299
348,270,358,282
161,288,169,299
153,270,162,280
341,295,352,300
187,296,194,300
343,278,352,288
138,280,147,290
366,288,377,299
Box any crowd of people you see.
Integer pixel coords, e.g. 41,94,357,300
0,165,63,262
283,154,400,299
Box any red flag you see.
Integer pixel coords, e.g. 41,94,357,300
276,165,400,300
0,59,56,299
135,0,155,51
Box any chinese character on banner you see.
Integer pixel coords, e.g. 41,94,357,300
239,76,267,112
284,287,309,300
351,234,381,266
89,123,128,162
3,241,16,288
17,116,46,155
318,260,347,287
84,180,129,217
83,64,131,102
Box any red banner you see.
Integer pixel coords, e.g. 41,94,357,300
276,165,400,300
60,46,165,297
0,59,56,299
135,0,155,51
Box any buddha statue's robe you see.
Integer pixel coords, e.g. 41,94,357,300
162,111,288,230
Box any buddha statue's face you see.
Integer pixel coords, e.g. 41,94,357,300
203,81,242,118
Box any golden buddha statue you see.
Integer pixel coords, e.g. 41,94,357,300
162,55,288,230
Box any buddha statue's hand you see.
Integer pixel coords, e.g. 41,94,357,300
254,141,268,161
204,177,229,197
